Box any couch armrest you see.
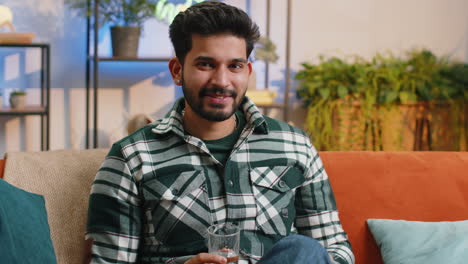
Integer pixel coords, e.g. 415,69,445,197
2,149,108,264
321,151,468,264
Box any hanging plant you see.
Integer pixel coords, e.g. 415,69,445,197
296,49,467,151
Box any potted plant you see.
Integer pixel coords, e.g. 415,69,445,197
255,36,279,64
296,49,467,151
66,0,157,57
9,90,27,109
247,36,280,104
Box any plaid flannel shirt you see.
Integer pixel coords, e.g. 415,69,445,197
86,97,354,264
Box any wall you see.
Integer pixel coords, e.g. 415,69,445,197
287,0,468,127
0,0,467,156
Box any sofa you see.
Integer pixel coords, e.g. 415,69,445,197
1,150,467,264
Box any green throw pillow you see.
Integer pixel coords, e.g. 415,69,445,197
367,219,468,264
0,179,57,263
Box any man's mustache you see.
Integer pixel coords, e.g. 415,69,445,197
199,87,237,98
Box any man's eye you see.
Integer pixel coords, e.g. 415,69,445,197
230,64,244,69
197,62,214,68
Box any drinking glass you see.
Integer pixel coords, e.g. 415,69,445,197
207,223,240,264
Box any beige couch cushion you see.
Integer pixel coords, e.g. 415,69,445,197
3,149,108,264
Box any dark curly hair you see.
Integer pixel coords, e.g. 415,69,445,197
169,1,260,64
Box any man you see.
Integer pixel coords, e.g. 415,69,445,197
85,2,354,264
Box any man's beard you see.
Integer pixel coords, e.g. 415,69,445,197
181,80,246,122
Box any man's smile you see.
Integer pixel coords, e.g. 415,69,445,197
204,94,233,106
200,88,237,106
206,92,231,99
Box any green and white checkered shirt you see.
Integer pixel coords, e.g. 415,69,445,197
86,97,354,264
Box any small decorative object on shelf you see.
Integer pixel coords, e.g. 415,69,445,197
0,5,35,44
246,90,278,105
127,113,153,135
0,5,14,31
9,90,27,109
66,0,158,57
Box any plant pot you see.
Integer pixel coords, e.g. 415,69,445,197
321,101,463,151
10,94,26,109
110,26,141,57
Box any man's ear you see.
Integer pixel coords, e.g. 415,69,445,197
169,57,183,86
247,61,253,75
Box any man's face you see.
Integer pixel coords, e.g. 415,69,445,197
172,34,252,122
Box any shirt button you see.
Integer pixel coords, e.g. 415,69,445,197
228,180,234,187
172,188,179,195
278,180,286,188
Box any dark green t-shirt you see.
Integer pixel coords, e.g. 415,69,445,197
203,111,246,165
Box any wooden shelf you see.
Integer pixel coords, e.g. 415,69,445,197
0,43,50,150
89,56,173,62
255,103,284,109
0,33,36,45
0,106,47,115
0,43,48,48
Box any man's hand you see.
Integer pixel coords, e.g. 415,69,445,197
184,253,227,264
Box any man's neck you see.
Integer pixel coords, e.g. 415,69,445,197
183,108,237,141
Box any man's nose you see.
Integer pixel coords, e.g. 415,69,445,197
210,67,230,88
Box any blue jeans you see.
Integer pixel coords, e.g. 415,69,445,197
257,235,334,264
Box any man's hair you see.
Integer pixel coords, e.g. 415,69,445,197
169,1,260,64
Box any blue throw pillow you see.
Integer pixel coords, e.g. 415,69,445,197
0,179,57,263
367,219,468,264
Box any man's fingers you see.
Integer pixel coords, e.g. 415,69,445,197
184,253,227,264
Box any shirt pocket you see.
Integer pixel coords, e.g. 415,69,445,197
142,170,211,246
250,166,304,236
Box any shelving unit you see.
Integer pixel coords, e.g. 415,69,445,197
0,43,50,151
252,0,291,122
85,0,172,148
85,0,292,148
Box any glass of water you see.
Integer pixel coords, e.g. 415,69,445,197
207,223,240,264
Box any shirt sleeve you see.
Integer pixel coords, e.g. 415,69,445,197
86,144,142,263
294,143,355,264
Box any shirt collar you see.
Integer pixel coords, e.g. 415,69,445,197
152,96,268,136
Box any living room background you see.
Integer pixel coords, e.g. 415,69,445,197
0,0,467,156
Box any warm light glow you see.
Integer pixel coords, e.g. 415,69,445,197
154,0,206,24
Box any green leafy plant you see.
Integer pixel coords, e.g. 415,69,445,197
296,49,467,151
255,36,279,63
10,90,27,96
66,0,157,27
